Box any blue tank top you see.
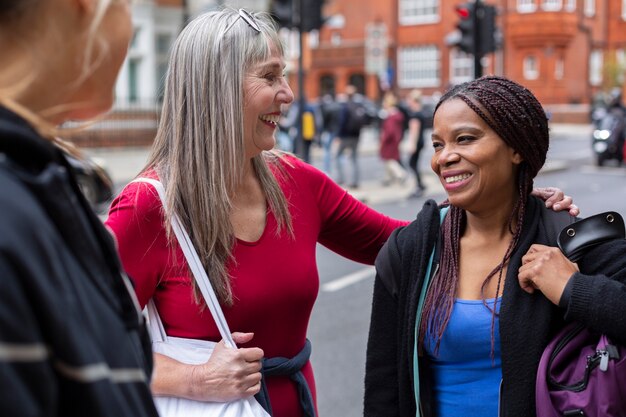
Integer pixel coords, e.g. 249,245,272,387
424,298,502,417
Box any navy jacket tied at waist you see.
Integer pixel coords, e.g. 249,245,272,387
255,339,315,417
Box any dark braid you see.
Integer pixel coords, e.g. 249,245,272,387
419,76,549,358
0,0,39,23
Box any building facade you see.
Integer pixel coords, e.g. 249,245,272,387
299,0,626,122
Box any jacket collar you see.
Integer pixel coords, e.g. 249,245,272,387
0,107,143,329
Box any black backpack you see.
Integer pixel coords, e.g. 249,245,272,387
343,101,367,136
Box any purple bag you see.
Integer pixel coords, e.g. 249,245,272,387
536,322,626,417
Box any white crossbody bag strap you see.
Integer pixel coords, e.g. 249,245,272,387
132,178,236,348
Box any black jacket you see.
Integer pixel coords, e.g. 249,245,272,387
0,107,159,417
364,198,626,417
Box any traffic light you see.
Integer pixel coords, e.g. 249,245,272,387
478,4,497,56
270,0,293,29
301,0,324,32
269,0,325,32
455,2,476,54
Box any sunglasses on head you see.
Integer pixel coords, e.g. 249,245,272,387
224,9,261,34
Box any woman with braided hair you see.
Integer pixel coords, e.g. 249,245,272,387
364,76,626,417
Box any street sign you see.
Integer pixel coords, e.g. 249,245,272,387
365,23,388,75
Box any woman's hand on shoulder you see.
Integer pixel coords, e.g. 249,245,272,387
518,244,578,305
531,187,579,216
152,332,263,402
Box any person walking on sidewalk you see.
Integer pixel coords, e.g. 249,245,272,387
0,1,159,416
319,93,341,174
335,84,367,188
364,76,608,417
379,91,408,186
406,89,428,197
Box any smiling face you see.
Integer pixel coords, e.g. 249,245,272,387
242,48,294,159
430,98,523,213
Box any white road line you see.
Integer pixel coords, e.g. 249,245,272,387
580,165,626,175
321,266,375,292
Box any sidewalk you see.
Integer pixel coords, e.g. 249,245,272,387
86,123,585,206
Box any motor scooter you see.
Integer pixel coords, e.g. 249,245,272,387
591,107,625,166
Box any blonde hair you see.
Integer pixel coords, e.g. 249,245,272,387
408,89,423,103
146,8,293,306
0,0,115,136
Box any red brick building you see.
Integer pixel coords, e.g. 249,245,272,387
295,0,626,122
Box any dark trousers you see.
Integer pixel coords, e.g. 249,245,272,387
408,146,425,190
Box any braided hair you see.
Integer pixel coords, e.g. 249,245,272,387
419,76,550,358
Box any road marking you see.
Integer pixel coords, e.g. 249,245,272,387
580,165,626,175
321,267,375,292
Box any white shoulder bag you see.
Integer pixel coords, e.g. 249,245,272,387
133,178,270,417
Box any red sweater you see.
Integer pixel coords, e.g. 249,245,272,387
105,155,406,417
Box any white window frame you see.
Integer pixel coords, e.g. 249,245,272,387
398,45,441,88
584,0,595,17
399,0,440,25
542,0,562,11
564,0,576,12
555,57,564,80
449,49,474,85
622,0,626,20
517,0,537,13
523,55,539,80
616,49,625,83
589,49,603,86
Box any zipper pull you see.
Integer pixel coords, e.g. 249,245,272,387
599,350,609,372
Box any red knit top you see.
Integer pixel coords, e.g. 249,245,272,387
105,155,406,417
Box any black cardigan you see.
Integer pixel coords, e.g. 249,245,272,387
364,198,626,417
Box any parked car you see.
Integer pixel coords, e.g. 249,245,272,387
65,152,114,213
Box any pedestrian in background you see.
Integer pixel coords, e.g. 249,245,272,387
335,84,367,188
319,93,341,174
379,91,408,186
105,9,407,417
280,96,321,163
364,76,613,417
0,1,158,416
405,89,428,198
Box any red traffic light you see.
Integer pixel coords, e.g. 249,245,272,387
456,5,471,19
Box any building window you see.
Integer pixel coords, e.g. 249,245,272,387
450,49,474,84
319,75,336,97
584,0,595,16
523,55,539,80
155,33,172,101
589,49,603,86
617,49,625,83
128,58,140,103
349,74,366,94
130,28,141,51
398,45,440,88
542,0,562,11
565,0,576,11
622,0,626,19
555,58,564,80
399,0,439,25
517,0,537,13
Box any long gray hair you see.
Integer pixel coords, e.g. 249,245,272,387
145,8,293,306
